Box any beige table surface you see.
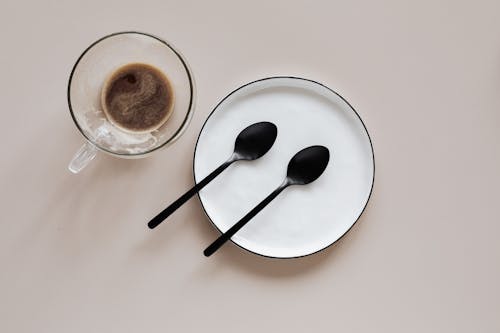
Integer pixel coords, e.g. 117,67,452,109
1,0,500,332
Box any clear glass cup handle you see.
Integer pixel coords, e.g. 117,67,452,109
68,141,98,174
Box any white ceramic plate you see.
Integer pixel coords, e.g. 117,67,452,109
194,77,374,258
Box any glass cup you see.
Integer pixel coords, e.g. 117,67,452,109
67,31,195,173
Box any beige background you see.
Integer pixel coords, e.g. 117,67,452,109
1,0,499,332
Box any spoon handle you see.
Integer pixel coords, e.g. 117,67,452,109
148,160,233,229
203,182,288,257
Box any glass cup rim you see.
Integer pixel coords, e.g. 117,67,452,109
67,31,195,157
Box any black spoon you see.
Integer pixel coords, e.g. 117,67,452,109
203,145,330,257
148,122,278,229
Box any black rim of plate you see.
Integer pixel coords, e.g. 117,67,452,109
67,31,195,157
193,76,375,259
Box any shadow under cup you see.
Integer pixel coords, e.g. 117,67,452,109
67,31,195,173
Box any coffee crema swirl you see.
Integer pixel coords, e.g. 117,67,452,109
101,63,174,133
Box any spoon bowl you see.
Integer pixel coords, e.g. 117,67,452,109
233,122,278,160
286,146,330,185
